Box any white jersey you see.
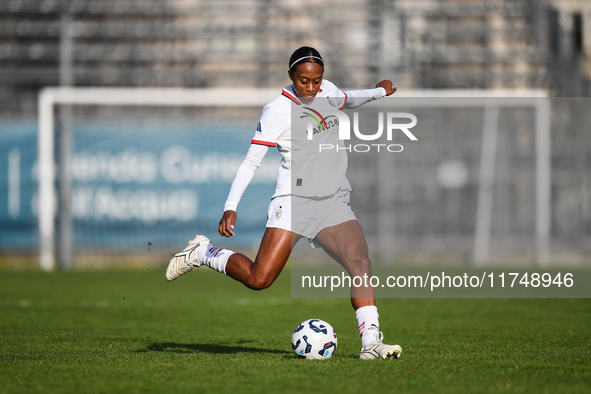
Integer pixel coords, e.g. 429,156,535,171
253,79,349,199
224,80,386,212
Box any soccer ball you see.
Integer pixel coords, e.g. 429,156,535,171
291,318,337,360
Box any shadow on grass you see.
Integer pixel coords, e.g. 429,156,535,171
140,341,292,356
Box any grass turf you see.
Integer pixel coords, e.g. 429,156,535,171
0,268,590,393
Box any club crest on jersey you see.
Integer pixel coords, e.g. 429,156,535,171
256,122,262,135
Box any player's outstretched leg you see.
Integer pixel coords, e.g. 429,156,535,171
166,228,298,291
166,235,210,281
223,228,298,290
166,234,236,281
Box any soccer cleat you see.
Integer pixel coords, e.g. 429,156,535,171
165,235,210,282
359,332,402,360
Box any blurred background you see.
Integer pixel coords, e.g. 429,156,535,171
0,0,590,270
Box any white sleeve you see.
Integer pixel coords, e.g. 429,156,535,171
343,87,387,109
223,144,269,212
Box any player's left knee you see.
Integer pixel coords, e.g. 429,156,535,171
246,273,275,291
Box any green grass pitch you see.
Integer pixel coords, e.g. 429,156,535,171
0,268,590,393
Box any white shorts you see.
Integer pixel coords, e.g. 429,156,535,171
266,189,357,247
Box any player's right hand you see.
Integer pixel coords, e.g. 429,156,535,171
375,80,397,96
218,210,237,237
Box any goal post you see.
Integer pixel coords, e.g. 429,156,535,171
38,87,279,271
367,90,551,267
37,87,551,271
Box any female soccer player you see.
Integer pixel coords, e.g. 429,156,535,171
166,46,401,360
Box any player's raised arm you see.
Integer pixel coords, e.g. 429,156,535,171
375,80,397,96
343,79,397,109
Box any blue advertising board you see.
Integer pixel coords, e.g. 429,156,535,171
0,121,280,253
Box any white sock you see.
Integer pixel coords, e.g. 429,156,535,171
197,244,234,274
356,305,380,348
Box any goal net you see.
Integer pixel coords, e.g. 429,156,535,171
38,88,281,269
37,88,554,270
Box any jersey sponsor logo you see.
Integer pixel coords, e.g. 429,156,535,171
302,113,339,137
301,106,342,137
302,106,328,130
256,122,262,135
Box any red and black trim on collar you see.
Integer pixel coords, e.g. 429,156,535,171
282,88,302,105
